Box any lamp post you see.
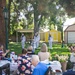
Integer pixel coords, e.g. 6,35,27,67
61,25,64,48
3,7,8,50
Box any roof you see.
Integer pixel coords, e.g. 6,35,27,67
16,29,44,33
16,29,34,33
64,24,75,32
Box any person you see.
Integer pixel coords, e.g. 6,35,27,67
17,48,32,75
27,45,35,57
31,55,48,75
21,33,26,49
70,46,75,62
68,45,75,52
69,46,75,69
0,44,10,60
63,46,75,75
34,32,40,49
36,32,40,48
31,39,36,52
48,34,53,49
38,43,50,61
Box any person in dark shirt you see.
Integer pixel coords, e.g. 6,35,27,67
17,48,32,75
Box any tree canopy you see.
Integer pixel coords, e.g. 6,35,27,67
6,0,75,36
58,0,75,16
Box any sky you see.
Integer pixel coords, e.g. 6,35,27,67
63,17,75,31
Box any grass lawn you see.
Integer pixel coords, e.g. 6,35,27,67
8,42,70,57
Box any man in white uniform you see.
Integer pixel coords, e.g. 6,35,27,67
37,33,40,48
34,32,40,49
48,34,53,49
31,32,40,53
21,34,26,49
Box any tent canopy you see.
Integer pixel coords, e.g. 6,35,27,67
16,29,34,42
16,29,34,33
16,29,45,42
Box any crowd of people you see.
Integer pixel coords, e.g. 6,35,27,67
0,32,51,75
15,42,50,75
17,32,52,75
10,43,50,75
1,33,75,75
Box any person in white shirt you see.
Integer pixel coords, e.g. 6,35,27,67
37,33,40,48
48,34,53,49
38,43,50,61
34,32,40,49
21,34,26,49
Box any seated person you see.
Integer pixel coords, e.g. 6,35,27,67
69,46,75,69
68,45,75,52
17,48,32,75
31,55,48,75
38,43,50,61
64,47,75,75
70,52,75,63
27,46,35,57
0,44,10,59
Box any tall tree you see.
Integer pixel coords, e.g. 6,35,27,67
30,0,52,34
0,0,6,50
10,0,59,35
9,0,68,35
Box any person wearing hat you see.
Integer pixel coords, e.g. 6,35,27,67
27,46,35,57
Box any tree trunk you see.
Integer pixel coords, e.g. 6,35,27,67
33,1,43,36
0,0,6,51
34,3,39,35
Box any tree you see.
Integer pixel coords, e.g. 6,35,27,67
59,0,75,16
9,0,68,35
10,0,62,35
0,0,6,50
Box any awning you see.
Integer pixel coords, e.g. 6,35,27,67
16,29,34,33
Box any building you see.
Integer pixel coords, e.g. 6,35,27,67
64,24,75,43
45,29,61,43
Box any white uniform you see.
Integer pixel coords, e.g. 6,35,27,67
34,34,40,49
21,35,26,49
37,34,40,48
49,36,53,49
34,36,37,49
